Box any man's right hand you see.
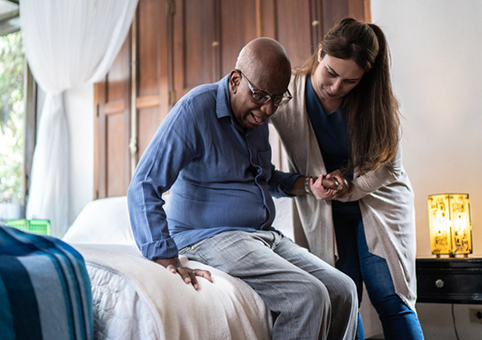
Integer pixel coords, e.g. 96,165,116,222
154,257,213,290
325,170,352,199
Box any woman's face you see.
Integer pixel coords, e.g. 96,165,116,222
311,51,365,110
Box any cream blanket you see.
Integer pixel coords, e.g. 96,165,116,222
73,243,272,340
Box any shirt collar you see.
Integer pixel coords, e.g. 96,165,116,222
216,74,234,120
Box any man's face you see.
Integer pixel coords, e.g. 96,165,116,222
229,69,290,129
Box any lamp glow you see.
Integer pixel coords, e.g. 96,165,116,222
428,193,472,257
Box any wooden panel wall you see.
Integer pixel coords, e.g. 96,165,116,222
262,0,320,68
95,35,131,198
94,0,370,199
218,1,259,77
173,0,219,99
136,0,169,158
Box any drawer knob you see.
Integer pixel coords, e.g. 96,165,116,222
435,279,444,288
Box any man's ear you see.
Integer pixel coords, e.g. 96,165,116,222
229,70,241,94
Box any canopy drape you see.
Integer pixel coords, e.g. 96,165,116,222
20,0,138,236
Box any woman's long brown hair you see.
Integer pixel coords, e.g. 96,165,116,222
294,18,400,174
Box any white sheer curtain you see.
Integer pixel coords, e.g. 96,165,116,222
20,0,138,237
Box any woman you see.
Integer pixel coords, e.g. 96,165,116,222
271,18,424,340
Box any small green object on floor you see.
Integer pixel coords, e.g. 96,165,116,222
5,219,51,235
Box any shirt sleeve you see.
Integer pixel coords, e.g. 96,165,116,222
268,165,302,198
127,100,198,260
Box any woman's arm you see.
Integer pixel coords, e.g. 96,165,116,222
337,144,404,202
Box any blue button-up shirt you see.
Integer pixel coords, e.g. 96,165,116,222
128,75,300,260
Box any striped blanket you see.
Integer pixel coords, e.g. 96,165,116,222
0,225,93,340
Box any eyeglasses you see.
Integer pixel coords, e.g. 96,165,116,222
236,69,292,107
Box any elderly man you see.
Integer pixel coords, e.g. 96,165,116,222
128,37,357,340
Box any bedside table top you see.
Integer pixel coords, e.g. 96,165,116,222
416,258,482,269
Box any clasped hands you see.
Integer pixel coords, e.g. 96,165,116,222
310,169,352,200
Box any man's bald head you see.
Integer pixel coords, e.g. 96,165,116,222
235,37,291,90
229,38,292,129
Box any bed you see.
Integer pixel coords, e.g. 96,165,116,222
62,194,382,339
61,195,295,340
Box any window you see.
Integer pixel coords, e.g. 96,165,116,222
0,30,25,221
0,0,37,223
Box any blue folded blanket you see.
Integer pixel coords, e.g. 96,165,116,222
0,225,93,340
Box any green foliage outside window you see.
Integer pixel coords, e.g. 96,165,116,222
0,31,25,204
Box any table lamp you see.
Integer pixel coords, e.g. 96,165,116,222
428,193,472,258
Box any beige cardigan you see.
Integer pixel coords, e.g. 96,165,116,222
271,73,417,310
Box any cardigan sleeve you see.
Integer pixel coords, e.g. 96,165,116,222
337,143,404,202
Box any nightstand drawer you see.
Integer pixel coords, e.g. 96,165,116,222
416,258,482,304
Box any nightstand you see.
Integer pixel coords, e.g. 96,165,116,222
416,258,482,304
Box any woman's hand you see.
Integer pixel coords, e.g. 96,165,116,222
310,175,336,200
325,170,352,199
310,171,352,200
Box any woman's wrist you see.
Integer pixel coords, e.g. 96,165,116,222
304,176,319,194
304,176,312,194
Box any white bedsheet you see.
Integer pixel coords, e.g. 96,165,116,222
72,243,272,340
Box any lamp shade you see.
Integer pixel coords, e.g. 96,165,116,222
428,193,472,257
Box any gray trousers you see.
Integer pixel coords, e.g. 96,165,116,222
180,230,358,340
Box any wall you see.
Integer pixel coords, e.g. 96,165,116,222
64,83,94,229
371,0,482,257
372,0,482,339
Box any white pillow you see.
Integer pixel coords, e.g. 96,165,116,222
63,194,292,245
63,196,136,245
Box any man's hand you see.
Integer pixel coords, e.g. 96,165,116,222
154,257,213,290
325,170,352,199
310,172,352,200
